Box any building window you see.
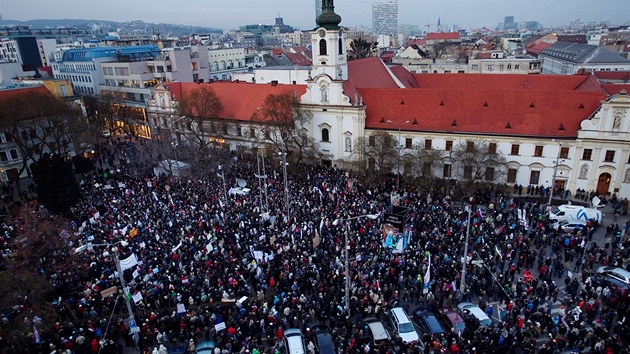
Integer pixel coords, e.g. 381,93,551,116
488,142,497,154
582,149,592,160
445,140,453,151
338,38,343,55
507,168,517,183
422,162,431,176
368,136,375,147
425,139,432,150
0,151,7,162
510,144,520,155
534,145,543,157
529,170,540,185
9,149,18,160
485,167,495,181
321,128,330,142
466,141,475,152
471,64,478,70
604,150,615,163
443,164,452,178
319,39,327,56
560,147,569,159
464,165,473,179
368,157,375,170
250,127,256,138
405,138,412,149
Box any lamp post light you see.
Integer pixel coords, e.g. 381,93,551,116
278,150,289,221
387,120,410,190
169,115,187,175
548,140,563,207
217,164,227,202
76,241,139,345
332,214,379,318
460,206,472,295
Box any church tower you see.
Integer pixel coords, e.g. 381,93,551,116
304,0,350,106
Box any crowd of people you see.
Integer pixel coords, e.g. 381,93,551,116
2,139,630,354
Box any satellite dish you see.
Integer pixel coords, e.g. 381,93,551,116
237,178,247,188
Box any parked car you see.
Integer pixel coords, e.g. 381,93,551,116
596,266,630,285
284,328,306,354
195,340,216,353
310,324,336,354
552,220,586,233
412,309,445,337
100,129,111,138
457,302,492,327
363,317,391,348
388,307,420,344
590,273,630,290
435,308,466,335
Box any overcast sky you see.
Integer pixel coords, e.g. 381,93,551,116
2,0,629,30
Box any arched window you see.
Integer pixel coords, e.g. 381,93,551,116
319,39,327,56
321,128,330,142
338,38,343,55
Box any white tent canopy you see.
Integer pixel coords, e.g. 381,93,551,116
154,160,191,177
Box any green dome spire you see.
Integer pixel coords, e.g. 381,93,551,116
315,0,342,30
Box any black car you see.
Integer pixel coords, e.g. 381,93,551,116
412,309,446,337
311,324,336,354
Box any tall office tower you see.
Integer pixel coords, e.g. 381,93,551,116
372,1,398,35
315,0,323,22
504,16,516,30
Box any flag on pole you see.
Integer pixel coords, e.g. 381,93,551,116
119,254,138,271
495,245,502,260
423,254,431,294
476,208,484,220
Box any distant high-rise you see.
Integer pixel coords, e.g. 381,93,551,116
504,16,516,30
315,0,323,22
372,1,398,35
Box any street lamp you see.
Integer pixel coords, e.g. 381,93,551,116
217,164,227,202
460,206,472,294
278,150,289,221
332,213,379,318
548,140,563,207
169,115,187,175
76,241,139,346
387,120,410,190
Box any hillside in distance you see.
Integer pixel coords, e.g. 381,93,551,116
0,18,222,37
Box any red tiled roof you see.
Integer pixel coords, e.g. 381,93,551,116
344,57,402,103
526,42,553,55
426,32,460,40
389,66,420,88
600,83,630,96
360,76,606,138
0,85,53,100
164,82,306,122
412,73,595,91
285,53,312,66
271,48,284,56
593,71,630,81
406,38,426,46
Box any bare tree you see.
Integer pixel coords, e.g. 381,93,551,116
252,91,316,165
348,38,379,60
0,90,84,178
451,141,508,186
351,131,397,184
0,207,81,349
175,85,223,151
406,141,446,192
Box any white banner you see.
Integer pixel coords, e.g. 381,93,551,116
119,254,138,271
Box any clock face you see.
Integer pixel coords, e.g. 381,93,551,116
318,30,326,38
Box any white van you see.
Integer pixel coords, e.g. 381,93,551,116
284,328,306,354
548,205,602,224
388,307,419,344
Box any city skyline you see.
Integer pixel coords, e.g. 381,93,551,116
1,0,628,31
